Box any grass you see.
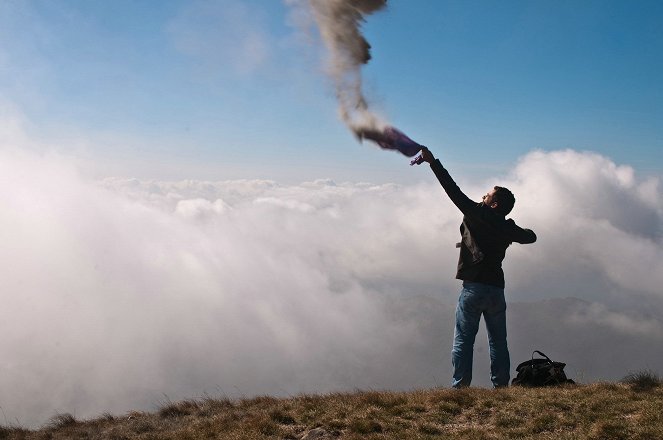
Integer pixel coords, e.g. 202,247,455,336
1,380,663,439
621,370,662,392
45,413,78,430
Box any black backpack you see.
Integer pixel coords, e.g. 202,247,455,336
511,350,575,386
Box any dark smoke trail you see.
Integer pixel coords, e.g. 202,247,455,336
308,0,423,157
308,0,387,133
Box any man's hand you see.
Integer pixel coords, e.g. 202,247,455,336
421,147,435,163
411,146,436,165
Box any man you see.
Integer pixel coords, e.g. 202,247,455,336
414,147,536,388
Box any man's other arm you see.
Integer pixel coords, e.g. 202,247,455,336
504,219,537,244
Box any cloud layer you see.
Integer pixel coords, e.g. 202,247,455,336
0,146,661,427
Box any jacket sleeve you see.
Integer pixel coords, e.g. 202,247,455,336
504,219,537,244
430,159,477,215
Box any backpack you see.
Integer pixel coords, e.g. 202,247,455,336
511,350,575,387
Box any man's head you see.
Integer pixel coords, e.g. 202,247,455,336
482,186,515,216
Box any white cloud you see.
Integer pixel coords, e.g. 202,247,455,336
0,101,37,149
568,302,663,338
501,149,662,300
175,198,229,219
0,149,428,427
0,145,662,427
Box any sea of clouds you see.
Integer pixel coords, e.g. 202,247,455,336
1,146,662,427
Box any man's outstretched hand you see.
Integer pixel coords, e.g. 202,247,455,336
410,146,436,165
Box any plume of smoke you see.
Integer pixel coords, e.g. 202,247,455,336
308,0,388,135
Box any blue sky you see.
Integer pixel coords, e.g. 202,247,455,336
1,0,661,181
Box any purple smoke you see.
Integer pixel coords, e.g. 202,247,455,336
358,126,424,157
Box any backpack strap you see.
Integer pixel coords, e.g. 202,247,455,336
532,350,554,364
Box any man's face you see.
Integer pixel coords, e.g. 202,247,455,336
482,188,498,208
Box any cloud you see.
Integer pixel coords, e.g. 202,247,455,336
0,150,427,427
0,101,38,149
0,146,662,427
175,198,229,219
501,149,662,301
567,301,663,338
508,298,663,383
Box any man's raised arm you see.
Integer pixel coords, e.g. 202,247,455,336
416,147,477,215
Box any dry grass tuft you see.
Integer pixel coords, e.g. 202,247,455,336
45,413,77,430
157,398,200,418
622,369,662,392
0,426,29,440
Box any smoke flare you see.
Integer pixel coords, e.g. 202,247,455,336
308,0,387,133
308,0,423,157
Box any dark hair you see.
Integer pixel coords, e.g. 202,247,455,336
493,186,515,216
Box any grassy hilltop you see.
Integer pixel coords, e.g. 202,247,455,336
2,376,662,440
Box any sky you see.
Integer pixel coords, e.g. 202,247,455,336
1,0,662,428
1,0,661,180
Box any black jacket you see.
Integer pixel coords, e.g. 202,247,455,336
431,159,536,288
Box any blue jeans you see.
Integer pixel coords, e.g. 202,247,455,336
452,281,510,388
